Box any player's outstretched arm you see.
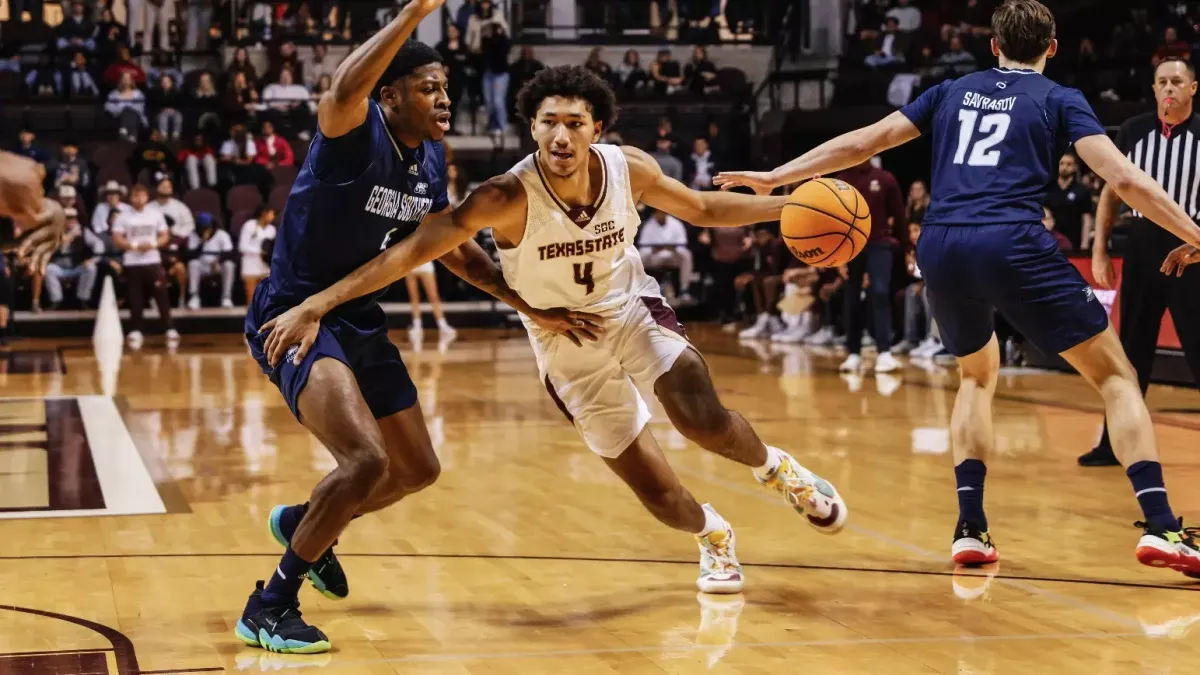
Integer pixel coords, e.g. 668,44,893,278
1075,134,1200,253
0,150,49,228
624,146,786,227
713,112,920,194
317,0,444,138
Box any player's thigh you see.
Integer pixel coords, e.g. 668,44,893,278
541,335,650,459
602,425,685,501
295,357,388,466
345,326,420,421
1058,325,1138,391
991,224,1109,357
922,282,993,357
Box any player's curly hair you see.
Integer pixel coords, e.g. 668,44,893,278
991,0,1055,65
516,65,618,130
374,39,443,99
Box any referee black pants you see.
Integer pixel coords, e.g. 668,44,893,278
1097,224,1200,451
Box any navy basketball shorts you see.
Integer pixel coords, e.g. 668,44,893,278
915,222,1109,358
245,285,417,421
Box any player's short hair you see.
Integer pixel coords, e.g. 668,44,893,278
516,65,618,130
374,38,443,98
991,0,1056,65
1156,56,1196,81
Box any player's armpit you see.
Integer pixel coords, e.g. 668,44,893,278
623,146,786,227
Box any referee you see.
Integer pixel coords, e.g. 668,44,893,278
1080,57,1200,466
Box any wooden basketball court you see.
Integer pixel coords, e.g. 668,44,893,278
1,327,1198,674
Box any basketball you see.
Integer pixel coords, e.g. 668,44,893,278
780,178,871,268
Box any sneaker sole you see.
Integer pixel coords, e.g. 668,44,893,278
236,619,333,654
951,539,999,565
1136,537,1200,575
268,506,346,601
696,575,745,594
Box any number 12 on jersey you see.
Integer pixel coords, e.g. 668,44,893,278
953,110,1011,167
574,262,595,295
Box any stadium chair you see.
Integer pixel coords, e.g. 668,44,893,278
268,184,290,214
28,104,68,133
0,71,24,101
270,165,298,189
717,67,750,99
289,138,309,165
95,165,133,189
226,184,263,214
92,141,133,169
229,210,255,241
68,104,103,133
183,188,224,228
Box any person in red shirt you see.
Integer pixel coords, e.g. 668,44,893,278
834,157,906,373
254,120,295,169
102,43,146,87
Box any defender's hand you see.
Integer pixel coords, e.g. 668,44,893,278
713,171,778,195
409,0,445,16
1161,244,1200,277
0,153,47,227
528,307,606,347
15,200,65,275
1091,249,1116,289
259,302,323,367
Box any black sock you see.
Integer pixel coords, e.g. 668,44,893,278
954,459,987,530
277,502,309,542
1127,461,1178,530
261,547,313,605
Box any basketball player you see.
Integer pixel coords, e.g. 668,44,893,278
716,0,1200,575
261,65,849,597
0,150,66,271
237,1,604,653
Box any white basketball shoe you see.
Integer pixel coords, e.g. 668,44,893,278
695,504,744,594
757,448,848,533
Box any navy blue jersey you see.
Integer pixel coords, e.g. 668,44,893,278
899,67,1106,227
265,99,449,321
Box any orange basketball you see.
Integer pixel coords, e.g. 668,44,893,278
780,178,871,268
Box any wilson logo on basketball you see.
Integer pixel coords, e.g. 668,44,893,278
791,245,824,259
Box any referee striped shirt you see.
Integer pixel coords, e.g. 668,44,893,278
1116,111,1200,218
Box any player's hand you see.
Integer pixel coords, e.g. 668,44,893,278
14,200,65,275
259,301,322,367
1160,244,1200,278
407,0,445,17
528,307,606,347
1091,249,1116,289
713,171,778,195
0,152,48,227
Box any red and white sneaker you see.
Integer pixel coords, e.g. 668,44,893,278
1135,519,1200,577
951,521,999,565
695,505,744,594
757,448,848,534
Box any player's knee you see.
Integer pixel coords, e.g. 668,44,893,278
340,446,389,495
391,448,441,493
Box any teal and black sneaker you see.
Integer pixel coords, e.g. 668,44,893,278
268,504,350,600
235,581,331,654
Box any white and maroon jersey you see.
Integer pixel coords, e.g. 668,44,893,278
498,144,661,315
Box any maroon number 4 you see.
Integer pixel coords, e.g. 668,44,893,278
573,262,595,294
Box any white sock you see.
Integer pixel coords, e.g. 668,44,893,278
697,504,726,537
753,446,783,480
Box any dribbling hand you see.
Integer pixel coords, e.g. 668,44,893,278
259,302,323,368
527,307,606,347
1160,244,1200,278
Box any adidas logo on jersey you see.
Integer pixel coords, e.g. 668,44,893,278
575,212,589,223
408,164,419,175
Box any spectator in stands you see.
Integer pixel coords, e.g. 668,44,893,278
437,24,474,132
262,66,314,137
106,71,148,141
896,222,929,353
887,0,921,33
238,205,276,302
650,48,684,96
129,128,176,184
185,213,235,309
184,0,214,51
305,43,341,88
65,51,101,99
56,1,96,53
0,49,20,74
446,163,468,208
405,261,456,342
26,53,63,99
40,208,99,311
224,70,260,126
638,208,694,302
254,120,295,169
148,73,185,141
936,34,978,77
700,225,749,328
220,123,271,196
147,52,184,89
14,129,49,164
266,40,304,86
685,136,718,191
835,158,905,374
47,140,92,197
942,0,992,43
705,118,732,166
649,136,683,182
311,73,332,106
455,0,478,35
584,47,615,85
151,178,195,240
95,7,127,63
1044,153,1093,250
477,5,511,138
56,183,80,212
1154,25,1191,66
737,226,790,339
179,133,218,191
92,181,131,234
112,184,178,349
685,45,719,97
906,179,928,226
131,0,171,52
865,17,909,68
1041,206,1072,251
227,46,260,89
654,116,681,153
615,49,648,96
186,72,222,134
103,44,146,87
